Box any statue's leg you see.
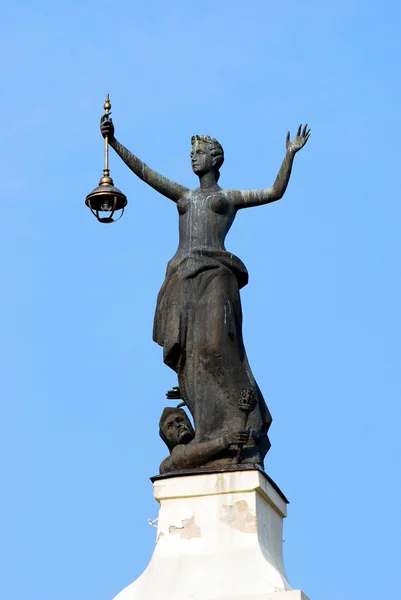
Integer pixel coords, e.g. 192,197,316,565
182,268,265,447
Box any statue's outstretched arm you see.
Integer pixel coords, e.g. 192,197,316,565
110,138,189,202
101,118,189,202
231,125,310,209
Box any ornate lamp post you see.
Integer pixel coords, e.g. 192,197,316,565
85,95,127,223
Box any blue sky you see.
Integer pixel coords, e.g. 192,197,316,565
1,1,400,599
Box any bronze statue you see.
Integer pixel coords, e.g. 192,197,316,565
159,407,252,474
100,116,310,472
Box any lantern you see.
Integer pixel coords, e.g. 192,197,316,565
85,94,127,223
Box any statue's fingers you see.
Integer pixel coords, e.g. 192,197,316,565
302,124,308,136
297,124,302,137
286,131,290,143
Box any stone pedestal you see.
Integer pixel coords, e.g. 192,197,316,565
113,470,310,600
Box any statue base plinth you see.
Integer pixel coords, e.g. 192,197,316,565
113,470,310,600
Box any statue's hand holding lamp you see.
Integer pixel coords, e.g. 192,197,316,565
85,95,127,223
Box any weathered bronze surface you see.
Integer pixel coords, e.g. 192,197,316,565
159,407,252,474
100,114,310,472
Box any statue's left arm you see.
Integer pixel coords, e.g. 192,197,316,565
159,430,250,473
231,125,310,209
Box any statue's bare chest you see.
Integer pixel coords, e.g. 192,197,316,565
177,190,230,217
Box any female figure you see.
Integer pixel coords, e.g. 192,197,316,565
101,118,310,470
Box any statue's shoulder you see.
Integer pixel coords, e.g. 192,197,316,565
159,456,174,475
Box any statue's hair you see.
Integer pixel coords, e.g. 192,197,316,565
191,135,224,180
159,407,195,452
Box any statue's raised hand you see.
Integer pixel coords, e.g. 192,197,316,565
286,124,310,153
100,114,115,141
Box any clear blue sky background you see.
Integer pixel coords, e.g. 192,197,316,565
1,1,400,599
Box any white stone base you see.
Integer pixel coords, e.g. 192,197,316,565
113,470,310,600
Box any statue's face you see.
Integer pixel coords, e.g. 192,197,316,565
190,141,214,176
162,413,193,447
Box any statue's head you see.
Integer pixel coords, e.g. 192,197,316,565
190,135,224,181
159,407,195,451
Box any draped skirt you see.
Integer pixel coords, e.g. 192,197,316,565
153,249,271,457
